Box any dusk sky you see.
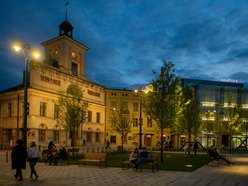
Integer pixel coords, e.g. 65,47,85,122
1,0,248,90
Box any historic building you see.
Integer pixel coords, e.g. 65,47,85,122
0,17,105,149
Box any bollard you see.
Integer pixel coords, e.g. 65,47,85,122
6,151,8,163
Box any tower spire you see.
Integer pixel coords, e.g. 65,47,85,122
59,1,73,38
65,2,69,21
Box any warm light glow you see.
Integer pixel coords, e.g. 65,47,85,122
13,45,21,52
12,43,41,59
32,51,40,59
134,90,138,93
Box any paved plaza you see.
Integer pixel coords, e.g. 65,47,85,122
0,151,248,186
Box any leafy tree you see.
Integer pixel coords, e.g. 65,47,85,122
223,93,242,149
143,60,180,163
57,84,88,158
171,84,190,150
110,101,131,151
182,86,201,154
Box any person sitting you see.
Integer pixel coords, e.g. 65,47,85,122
129,148,139,168
207,146,234,165
134,147,152,170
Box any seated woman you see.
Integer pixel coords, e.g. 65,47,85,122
129,148,139,168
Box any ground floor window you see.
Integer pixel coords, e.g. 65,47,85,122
110,135,116,144
86,132,92,142
53,130,59,142
38,130,46,141
95,132,100,143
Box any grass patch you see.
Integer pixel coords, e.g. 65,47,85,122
106,152,209,172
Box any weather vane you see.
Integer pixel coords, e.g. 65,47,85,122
65,1,69,21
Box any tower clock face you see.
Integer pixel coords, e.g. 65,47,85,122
53,49,59,58
71,51,78,60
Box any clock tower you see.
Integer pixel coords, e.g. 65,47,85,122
41,16,88,80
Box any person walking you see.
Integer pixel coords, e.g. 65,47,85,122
193,140,199,156
11,139,27,181
28,141,41,180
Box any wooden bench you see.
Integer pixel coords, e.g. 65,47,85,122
78,153,108,168
122,158,159,172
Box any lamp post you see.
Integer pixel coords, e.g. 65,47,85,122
13,43,40,148
135,90,143,149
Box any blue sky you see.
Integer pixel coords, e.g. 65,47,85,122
1,0,248,90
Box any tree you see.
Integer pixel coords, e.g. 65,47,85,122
171,84,190,150
110,101,131,151
182,86,201,155
57,84,88,158
143,60,180,163
223,93,242,150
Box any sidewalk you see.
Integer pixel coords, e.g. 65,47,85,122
0,151,248,186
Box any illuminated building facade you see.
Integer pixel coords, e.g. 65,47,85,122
181,78,248,148
0,17,105,149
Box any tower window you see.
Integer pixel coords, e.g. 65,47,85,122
71,62,78,76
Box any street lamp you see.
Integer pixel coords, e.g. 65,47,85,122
13,43,40,148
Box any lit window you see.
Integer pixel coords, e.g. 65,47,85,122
40,102,47,116
133,118,138,127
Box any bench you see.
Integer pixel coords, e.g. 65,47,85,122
207,149,228,166
78,153,108,168
122,158,159,172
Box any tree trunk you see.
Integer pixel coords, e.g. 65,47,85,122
187,129,191,155
160,129,164,163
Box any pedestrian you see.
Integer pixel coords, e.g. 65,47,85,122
27,141,41,180
11,139,27,181
193,140,198,156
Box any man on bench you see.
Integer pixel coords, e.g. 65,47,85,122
134,147,152,170
207,146,234,165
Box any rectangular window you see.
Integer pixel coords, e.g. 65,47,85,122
123,102,128,110
95,132,100,143
133,102,138,112
110,135,116,144
71,62,78,76
86,132,91,142
96,112,100,123
7,103,12,117
111,101,116,108
88,111,92,122
123,135,127,144
132,118,138,127
38,130,46,141
147,118,152,128
54,104,59,118
53,130,59,141
40,102,47,116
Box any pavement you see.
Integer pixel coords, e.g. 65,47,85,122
0,151,248,186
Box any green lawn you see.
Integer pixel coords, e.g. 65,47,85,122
106,152,209,172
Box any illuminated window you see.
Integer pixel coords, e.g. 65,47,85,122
53,130,59,141
147,118,152,127
111,101,116,108
71,51,77,60
40,102,47,116
133,118,138,127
